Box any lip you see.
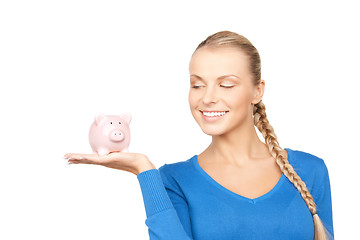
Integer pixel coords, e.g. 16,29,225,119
200,110,229,122
200,110,229,112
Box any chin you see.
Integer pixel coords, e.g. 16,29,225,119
192,114,227,137
199,125,228,136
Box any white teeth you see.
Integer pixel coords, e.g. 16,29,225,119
202,111,227,117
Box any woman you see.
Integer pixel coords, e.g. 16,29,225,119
64,30,334,240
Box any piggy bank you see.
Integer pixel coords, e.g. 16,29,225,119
89,112,131,156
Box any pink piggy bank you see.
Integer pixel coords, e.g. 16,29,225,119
88,113,131,156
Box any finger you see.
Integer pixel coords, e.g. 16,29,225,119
64,154,89,161
67,159,81,164
71,155,106,165
67,157,93,165
64,153,83,159
64,153,106,165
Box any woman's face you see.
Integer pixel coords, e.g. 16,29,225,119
188,46,263,136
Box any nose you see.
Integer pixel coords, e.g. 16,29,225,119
202,86,218,105
109,129,125,142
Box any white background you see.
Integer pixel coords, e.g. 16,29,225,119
1,0,358,239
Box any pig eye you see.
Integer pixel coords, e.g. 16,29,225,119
119,122,121,124
110,122,112,124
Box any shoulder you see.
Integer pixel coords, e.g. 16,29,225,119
158,155,196,186
287,148,328,176
287,147,327,167
159,155,195,174
286,147,330,188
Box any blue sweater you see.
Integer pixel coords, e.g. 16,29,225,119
136,147,334,239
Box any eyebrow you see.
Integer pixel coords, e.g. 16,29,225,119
190,74,241,81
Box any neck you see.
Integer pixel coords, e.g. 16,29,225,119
207,116,270,167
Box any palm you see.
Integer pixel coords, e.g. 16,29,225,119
64,151,146,173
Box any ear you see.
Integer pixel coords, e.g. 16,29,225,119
120,112,132,125
94,113,106,125
252,79,265,105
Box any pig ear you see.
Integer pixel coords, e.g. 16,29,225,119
95,113,106,125
120,112,132,124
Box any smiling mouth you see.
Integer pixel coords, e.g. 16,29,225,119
200,110,229,117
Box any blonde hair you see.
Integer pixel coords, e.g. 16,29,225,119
194,30,333,240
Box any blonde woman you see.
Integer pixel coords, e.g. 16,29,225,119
64,30,334,240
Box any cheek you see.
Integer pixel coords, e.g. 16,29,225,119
230,95,248,107
226,89,253,109
188,91,199,109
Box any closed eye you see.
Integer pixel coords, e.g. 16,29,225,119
191,85,234,89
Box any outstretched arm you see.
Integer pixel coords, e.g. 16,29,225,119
137,164,194,240
64,152,194,239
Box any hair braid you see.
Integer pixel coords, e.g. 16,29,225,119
253,100,332,240
253,101,317,213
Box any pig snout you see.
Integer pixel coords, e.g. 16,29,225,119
109,129,125,142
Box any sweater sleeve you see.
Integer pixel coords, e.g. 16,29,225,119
136,166,193,240
313,159,334,239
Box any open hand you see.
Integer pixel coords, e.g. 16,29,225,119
63,151,155,175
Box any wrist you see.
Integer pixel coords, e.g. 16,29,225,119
134,155,156,175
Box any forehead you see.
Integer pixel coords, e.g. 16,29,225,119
189,47,250,77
